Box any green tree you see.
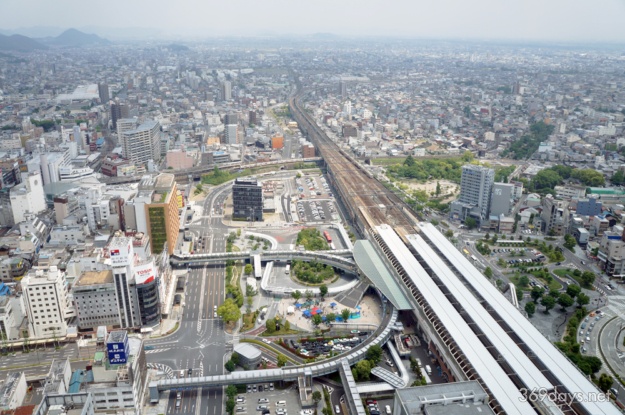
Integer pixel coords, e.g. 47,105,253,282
246,296,253,313
566,284,581,298
541,295,556,313
226,385,238,398
312,314,323,327
244,264,253,275
558,293,574,310
403,155,416,167
597,373,614,393
277,353,287,367
518,275,530,287
292,290,302,303
464,217,477,229
563,234,577,251
366,345,383,365
230,352,240,365
445,229,454,239
217,298,241,324
319,284,328,299
226,399,235,414
225,360,235,372
326,313,336,322
352,360,372,381
611,170,625,185
266,318,276,333
341,308,351,322
284,320,290,331
581,271,595,288
484,267,493,279
436,181,441,196
525,301,536,317
305,289,314,301
576,293,590,307
312,391,322,405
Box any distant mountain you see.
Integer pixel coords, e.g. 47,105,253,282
0,34,46,51
48,28,111,47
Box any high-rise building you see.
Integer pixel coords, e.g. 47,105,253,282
118,119,161,165
339,80,347,98
21,266,72,339
232,178,263,221
302,142,316,158
224,113,238,125
249,110,257,125
490,183,514,217
73,270,120,330
110,101,129,130
10,171,46,224
221,81,232,101
130,174,181,254
98,82,110,104
225,124,238,145
450,164,495,225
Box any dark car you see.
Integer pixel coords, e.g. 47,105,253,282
188,368,193,375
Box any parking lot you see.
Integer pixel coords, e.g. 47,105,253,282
295,199,337,223
235,383,302,415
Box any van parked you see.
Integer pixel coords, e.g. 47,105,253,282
425,365,432,375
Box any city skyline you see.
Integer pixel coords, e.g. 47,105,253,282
2,0,625,43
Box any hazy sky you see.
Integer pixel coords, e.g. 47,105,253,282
2,0,625,42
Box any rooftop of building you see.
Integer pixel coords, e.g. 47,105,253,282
396,381,493,415
122,119,158,135
108,330,128,343
0,372,23,407
75,270,113,287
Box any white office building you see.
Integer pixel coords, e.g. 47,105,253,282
10,171,46,224
21,266,73,339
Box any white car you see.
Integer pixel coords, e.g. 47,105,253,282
262,339,271,344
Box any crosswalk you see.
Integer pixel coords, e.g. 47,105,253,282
145,348,170,355
147,363,175,378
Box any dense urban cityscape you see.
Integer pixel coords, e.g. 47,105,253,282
0,18,623,415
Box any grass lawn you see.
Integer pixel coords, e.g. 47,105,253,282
370,157,405,166
242,312,257,332
260,328,299,337
553,268,584,286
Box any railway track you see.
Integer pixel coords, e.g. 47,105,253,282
289,89,418,237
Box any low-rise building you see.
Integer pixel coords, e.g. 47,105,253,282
393,381,494,415
0,372,27,410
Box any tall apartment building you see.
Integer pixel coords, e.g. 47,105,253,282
98,82,110,104
110,101,129,130
225,124,238,145
339,80,347,98
249,110,257,125
540,195,569,236
21,266,72,339
0,160,22,190
221,80,232,101
10,171,46,224
128,174,180,254
302,142,316,158
490,183,514,217
232,178,263,221
118,119,161,165
450,164,495,225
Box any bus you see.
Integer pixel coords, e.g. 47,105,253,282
323,231,332,243
285,264,290,274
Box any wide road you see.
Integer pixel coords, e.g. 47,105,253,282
146,185,230,415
